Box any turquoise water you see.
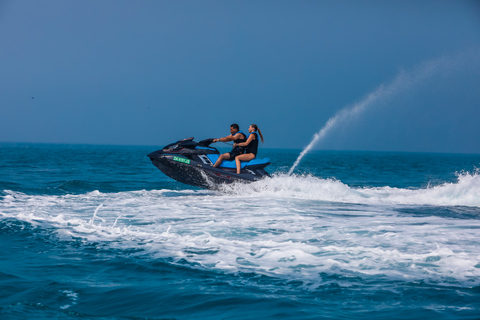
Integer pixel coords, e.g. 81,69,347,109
1,142,480,319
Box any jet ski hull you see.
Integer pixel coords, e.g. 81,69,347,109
148,138,270,189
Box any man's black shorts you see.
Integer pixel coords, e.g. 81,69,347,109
228,151,242,159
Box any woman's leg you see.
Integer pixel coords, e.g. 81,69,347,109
235,153,255,174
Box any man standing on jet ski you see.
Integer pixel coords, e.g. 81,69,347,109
212,123,247,168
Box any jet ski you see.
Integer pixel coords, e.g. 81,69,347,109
147,137,271,189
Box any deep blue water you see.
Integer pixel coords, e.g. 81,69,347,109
1,142,480,319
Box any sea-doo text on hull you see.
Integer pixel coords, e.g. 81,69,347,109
148,137,270,189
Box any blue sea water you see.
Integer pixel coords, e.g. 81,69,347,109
1,142,480,319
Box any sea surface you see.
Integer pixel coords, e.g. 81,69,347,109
1,142,480,319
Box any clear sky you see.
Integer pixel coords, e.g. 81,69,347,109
1,0,480,153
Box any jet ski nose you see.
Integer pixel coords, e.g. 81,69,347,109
147,150,164,159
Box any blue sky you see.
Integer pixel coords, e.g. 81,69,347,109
1,0,479,153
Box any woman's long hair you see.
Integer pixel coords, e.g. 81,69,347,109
251,124,264,143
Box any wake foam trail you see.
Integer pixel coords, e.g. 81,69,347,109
1,185,480,288
223,171,480,208
289,48,480,174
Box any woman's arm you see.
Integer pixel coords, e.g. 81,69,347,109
234,133,255,147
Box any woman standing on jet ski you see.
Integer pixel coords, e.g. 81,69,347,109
233,124,264,174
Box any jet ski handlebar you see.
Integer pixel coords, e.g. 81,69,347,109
198,138,214,147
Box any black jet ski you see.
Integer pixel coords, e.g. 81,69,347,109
147,137,271,189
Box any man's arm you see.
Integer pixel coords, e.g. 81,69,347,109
214,133,239,143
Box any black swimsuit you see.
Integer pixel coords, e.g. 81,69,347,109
245,132,259,156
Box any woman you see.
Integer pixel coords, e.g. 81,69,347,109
233,124,264,174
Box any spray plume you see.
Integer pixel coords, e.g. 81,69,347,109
288,49,478,175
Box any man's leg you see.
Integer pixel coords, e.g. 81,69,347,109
213,153,231,168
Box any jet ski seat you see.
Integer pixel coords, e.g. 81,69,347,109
206,154,270,169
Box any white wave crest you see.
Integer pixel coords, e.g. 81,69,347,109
221,172,480,208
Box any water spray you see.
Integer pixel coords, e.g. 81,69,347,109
288,49,477,175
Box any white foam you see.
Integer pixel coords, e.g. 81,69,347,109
1,179,480,288
227,172,480,208
59,290,79,310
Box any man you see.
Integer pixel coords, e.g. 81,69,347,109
212,123,246,168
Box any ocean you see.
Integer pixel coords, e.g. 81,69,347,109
1,142,479,319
